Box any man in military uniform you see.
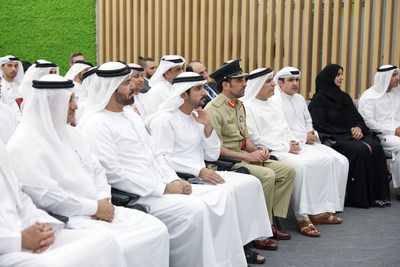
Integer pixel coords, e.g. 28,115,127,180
205,59,295,250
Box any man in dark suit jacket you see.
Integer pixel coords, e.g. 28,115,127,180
186,60,219,107
139,56,158,93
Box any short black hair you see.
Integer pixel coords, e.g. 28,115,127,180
216,77,232,91
139,56,155,68
186,65,194,72
70,52,84,64
21,61,32,73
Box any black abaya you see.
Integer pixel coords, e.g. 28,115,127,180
309,64,390,208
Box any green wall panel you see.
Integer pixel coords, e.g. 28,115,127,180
0,0,97,75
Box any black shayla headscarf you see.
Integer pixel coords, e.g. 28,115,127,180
309,64,370,141
312,64,353,109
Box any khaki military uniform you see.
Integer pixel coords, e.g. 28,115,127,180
205,94,295,221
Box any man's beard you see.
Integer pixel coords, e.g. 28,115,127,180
9,72,17,79
116,92,135,106
189,96,206,107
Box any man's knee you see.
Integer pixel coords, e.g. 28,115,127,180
286,165,296,180
267,161,295,177
184,198,208,217
251,168,276,185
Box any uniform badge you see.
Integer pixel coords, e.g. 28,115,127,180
227,115,234,124
228,100,236,108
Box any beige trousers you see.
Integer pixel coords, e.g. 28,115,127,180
232,159,295,222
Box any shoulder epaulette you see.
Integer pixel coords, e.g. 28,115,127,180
212,96,225,108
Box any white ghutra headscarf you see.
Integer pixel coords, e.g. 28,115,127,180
241,68,274,103
149,55,185,87
7,74,99,215
145,72,206,128
358,65,399,111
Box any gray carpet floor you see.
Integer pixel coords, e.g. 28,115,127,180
252,186,400,267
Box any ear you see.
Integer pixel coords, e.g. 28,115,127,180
180,91,188,100
222,80,229,90
278,79,284,87
163,69,171,78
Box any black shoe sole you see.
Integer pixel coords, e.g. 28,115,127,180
270,235,291,240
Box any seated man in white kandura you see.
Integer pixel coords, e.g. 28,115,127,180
6,74,170,267
146,72,272,265
358,65,400,201
78,61,249,267
243,67,349,238
0,139,127,267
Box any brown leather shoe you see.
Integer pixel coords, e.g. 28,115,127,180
271,225,291,240
252,239,278,251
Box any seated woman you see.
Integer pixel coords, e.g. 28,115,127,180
308,64,391,208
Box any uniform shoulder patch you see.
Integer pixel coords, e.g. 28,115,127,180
212,96,225,108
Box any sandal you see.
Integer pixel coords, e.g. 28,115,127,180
297,220,320,237
244,246,265,264
309,212,343,225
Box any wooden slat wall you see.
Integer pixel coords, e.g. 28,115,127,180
321,0,332,69
396,1,400,64
360,0,372,94
349,0,362,99
97,0,400,99
372,1,384,76
301,0,313,98
283,0,294,67
341,0,351,94
266,0,276,68
257,1,267,66
311,0,323,98
331,1,342,64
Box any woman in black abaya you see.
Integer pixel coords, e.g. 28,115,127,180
309,64,390,208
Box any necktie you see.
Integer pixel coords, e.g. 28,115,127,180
204,84,217,99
